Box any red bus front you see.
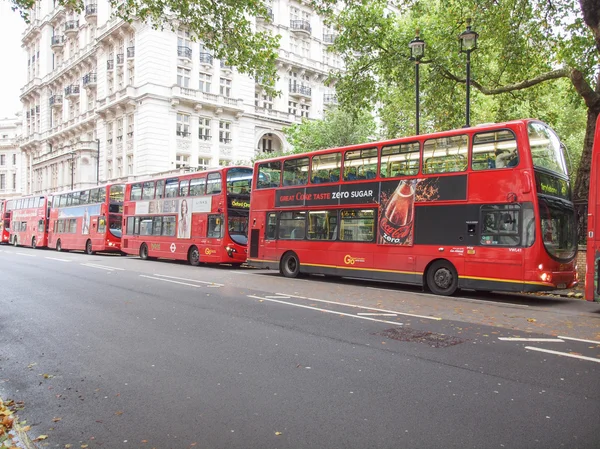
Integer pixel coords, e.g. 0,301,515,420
248,119,577,295
121,166,251,265
9,196,49,248
47,184,124,254
585,115,600,302
0,199,9,244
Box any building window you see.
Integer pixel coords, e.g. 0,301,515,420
198,157,211,170
0,155,5,166
219,121,231,143
127,155,134,174
288,101,297,115
260,134,274,153
0,174,5,190
12,154,16,165
176,113,190,137
106,162,113,179
12,173,16,189
176,154,190,169
117,118,124,141
301,38,310,57
116,157,123,177
255,90,273,110
219,77,232,97
106,121,113,143
199,73,212,93
177,66,191,88
199,117,211,140
127,113,134,138
300,104,310,118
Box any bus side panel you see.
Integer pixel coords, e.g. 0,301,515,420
585,115,600,301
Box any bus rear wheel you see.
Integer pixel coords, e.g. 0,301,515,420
31,237,36,249
56,239,62,252
188,246,200,266
85,239,95,255
426,260,458,296
139,243,150,260
280,252,300,278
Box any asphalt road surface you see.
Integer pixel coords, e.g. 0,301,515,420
1,246,599,449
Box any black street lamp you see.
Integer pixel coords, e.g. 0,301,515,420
408,29,425,135
458,18,478,128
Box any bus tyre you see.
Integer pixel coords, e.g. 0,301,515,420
280,252,300,278
32,237,36,249
56,239,62,252
188,246,200,266
139,243,149,260
426,260,458,296
85,240,95,255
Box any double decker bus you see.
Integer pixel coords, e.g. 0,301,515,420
121,166,252,265
0,199,10,244
8,195,50,248
48,184,125,254
585,115,600,302
248,119,578,296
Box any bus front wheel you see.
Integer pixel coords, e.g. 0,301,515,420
280,252,300,278
426,260,458,296
85,239,95,255
188,246,200,266
139,243,150,260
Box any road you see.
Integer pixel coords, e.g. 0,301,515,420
0,245,599,449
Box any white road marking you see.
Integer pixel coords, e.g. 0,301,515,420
248,295,404,326
265,295,290,299
357,313,398,317
152,274,224,287
557,336,600,345
45,257,71,262
498,338,564,342
140,275,202,288
524,346,600,364
283,293,441,320
16,252,36,257
81,263,124,271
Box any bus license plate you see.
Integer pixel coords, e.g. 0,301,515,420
557,283,566,289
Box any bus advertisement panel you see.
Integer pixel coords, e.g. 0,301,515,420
585,115,600,302
248,119,578,296
9,195,50,248
48,184,125,254
121,166,251,265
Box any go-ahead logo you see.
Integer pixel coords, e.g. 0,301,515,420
343,254,366,265
204,248,217,255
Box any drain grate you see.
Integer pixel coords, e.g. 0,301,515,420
379,328,465,348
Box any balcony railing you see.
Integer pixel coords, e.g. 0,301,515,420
127,47,135,58
83,72,97,87
50,35,65,49
199,53,213,65
64,20,79,35
85,4,97,18
289,84,312,97
323,33,336,44
49,95,63,107
116,53,124,65
290,20,311,34
64,84,80,97
177,46,192,59
220,61,232,71
323,94,338,105
107,60,114,70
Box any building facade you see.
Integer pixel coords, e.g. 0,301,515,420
0,116,23,199
19,0,340,194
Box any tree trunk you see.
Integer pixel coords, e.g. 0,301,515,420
573,109,599,203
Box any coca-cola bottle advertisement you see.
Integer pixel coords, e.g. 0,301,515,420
378,179,419,245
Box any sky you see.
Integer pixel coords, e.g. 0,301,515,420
0,3,27,120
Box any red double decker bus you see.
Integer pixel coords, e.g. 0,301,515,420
48,184,125,254
248,119,578,296
121,166,252,265
585,115,600,302
0,199,10,244
8,195,50,248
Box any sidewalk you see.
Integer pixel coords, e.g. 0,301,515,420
0,398,37,449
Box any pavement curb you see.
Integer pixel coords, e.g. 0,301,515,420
1,398,39,449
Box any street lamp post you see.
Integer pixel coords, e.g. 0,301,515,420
408,29,425,135
458,18,478,128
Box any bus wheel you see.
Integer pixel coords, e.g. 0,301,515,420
188,246,200,266
426,260,458,296
31,237,36,249
139,243,150,260
56,239,62,252
85,240,95,255
280,252,300,278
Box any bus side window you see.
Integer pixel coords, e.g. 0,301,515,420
472,129,518,171
265,213,277,240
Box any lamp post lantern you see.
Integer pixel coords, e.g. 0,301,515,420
458,18,478,128
408,29,425,135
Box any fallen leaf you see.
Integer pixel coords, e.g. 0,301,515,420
527,318,536,323
275,431,283,436
35,435,48,441
81,445,89,448
52,417,62,422
22,425,31,431
65,445,72,448
141,440,148,444
115,411,124,416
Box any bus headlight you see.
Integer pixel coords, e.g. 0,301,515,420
226,246,237,257
540,272,552,282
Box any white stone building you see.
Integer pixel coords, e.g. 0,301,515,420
0,116,23,199
19,0,341,194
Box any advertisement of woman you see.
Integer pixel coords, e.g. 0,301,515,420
178,199,191,239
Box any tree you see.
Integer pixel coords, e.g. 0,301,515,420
284,107,377,154
324,0,599,206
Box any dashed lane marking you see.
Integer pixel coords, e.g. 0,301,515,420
45,257,71,262
16,252,36,257
498,337,564,342
524,346,600,364
152,274,224,287
558,335,600,345
81,263,124,271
